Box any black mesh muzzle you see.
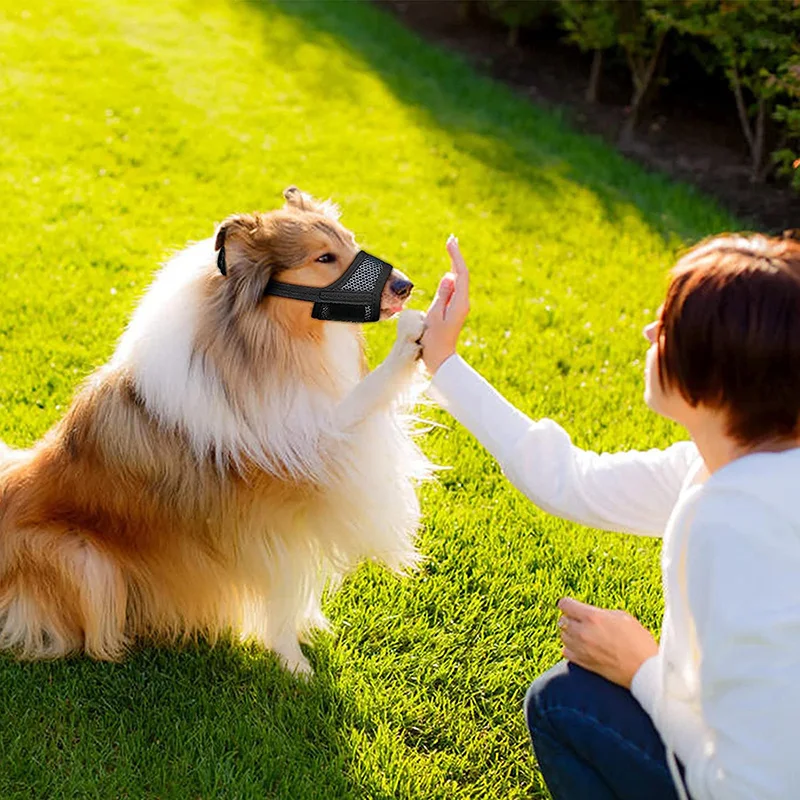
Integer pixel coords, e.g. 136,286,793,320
262,250,395,323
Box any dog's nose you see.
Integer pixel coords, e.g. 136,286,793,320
390,278,413,299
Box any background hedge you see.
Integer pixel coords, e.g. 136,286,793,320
471,0,800,191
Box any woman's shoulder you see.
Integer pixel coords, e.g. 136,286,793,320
690,448,800,552
706,448,800,515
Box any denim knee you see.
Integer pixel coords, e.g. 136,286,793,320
524,660,568,743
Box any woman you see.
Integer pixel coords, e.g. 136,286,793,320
421,233,800,800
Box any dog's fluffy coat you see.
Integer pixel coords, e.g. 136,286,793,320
0,188,430,674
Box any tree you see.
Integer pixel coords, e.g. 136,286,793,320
558,1,619,102
657,0,800,183
771,58,800,191
616,0,677,146
484,0,554,49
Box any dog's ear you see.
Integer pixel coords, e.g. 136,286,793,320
282,186,341,220
214,213,260,277
282,186,307,210
214,223,228,276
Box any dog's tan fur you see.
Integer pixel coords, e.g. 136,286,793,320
0,187,430,674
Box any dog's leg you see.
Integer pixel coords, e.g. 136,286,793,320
237,541,322,678
239,595,314,677
71,540,129,660
333,309,425,431
272,630,312,677
0,531,127,660
246,312,424,677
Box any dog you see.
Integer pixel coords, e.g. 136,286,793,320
0,187,431,675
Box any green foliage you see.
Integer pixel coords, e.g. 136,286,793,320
615,0,671,57
654,0,800,180
0,0,737,797
771,59,800,190
557,0,618,52
484,0,554,47
667,0,798,91
479,0,800,190
556,0,619,102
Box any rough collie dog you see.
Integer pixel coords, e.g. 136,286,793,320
0,187,431,675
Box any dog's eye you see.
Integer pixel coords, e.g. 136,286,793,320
316,253,336,264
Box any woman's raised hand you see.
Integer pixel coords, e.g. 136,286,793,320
421,235,471,375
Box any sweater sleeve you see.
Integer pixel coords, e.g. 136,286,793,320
677,491,800,800
630,653,708,777
429,355,698,537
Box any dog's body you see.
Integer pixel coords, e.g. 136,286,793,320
0,188,430,674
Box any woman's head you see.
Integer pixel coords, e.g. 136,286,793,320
644,232,800,446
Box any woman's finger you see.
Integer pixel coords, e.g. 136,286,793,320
445,236,470,318
559,619,585,648
426,273,456,321
562,646,580,664
557,597,595,622
561,626,591,662
446,236,470,287
446,234,468,274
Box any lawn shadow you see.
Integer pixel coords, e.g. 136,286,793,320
247,0,739,249
0,637,396,800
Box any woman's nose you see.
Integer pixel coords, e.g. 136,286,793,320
390,278,414,299
643,321,658,343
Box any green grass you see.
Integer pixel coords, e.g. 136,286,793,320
0,0,738,797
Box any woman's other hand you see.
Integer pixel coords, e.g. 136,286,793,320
421,235,471,375
556,597,659,688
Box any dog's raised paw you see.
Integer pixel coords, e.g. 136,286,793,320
396,309,426,344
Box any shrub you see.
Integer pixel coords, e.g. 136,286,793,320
483,0,555,48
557,0,618,102
473,0,800,191
771,58,800,191
654,0,800,183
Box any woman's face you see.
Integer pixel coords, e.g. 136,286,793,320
643,314,692,424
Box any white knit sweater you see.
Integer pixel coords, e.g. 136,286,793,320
430,355,800,800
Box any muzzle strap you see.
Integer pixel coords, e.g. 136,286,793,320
263,250,394,323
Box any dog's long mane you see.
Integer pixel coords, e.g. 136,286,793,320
111,239,365,481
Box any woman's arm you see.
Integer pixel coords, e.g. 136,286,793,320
431,356,697,536
423,237,698,537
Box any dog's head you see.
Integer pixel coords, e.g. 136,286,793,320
113,187,416,472
213,187,413,332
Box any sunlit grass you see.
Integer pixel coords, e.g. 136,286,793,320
0,0,736,797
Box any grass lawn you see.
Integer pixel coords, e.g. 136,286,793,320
0,0,737,797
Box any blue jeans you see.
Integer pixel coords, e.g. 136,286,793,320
524,661,682,800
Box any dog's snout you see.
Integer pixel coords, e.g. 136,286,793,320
390,278,413,299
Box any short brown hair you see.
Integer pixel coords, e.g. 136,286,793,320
657,233,800,445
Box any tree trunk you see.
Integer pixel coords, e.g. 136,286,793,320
751,96,766,183
586,49,603,104
458,0,477,24
729,63,769,183
618,31,667,147
730,62,757,173
507,24,519,49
